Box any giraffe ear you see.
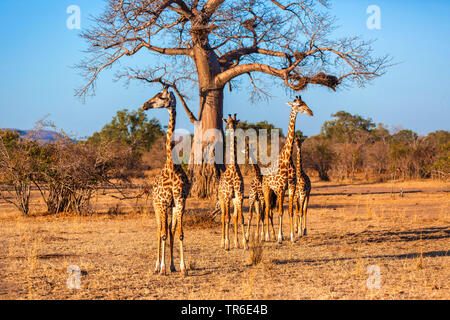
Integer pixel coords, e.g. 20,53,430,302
286,102,294,107
222,118,228,123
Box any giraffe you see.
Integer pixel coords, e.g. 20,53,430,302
245,144,277,241
142,87,190,276
245,145,265,241
293,137,311,237
262,96,313,243
218,114,248,250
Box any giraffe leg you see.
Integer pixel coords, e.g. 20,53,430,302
269,207,276,240
254,200,260,240
288,189,295,243
302,194,310,236
266,211,271,241
299,195,306,237
232,200,239,249
160,215,168,275
175,203,187,276
260,201,266,241
246,199,254,241
294,197,300,235
237,197,248,250
263,189,270,241
169,207,177,272
277,193,285,244
160,237,166,275
225,202,230,251
154,210,162,274
269,193,276,239
220,199,226,249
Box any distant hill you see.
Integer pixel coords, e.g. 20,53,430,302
1,128,67,144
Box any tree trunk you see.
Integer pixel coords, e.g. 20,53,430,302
189,88,225,199
187,41,227,198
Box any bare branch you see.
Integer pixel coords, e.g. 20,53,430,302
76,0,392,103
116,67,198,122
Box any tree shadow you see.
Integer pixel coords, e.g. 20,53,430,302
272,226,449,265
313,181,379,189
312,190,422,197
344,226,450,244
188,266,221,277
273,250,448,266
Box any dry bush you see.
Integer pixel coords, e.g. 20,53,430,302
183,209,220,229
33,137,139,215
0,125,145,216
302,136,335,181
0,130,34,215
247,234,264,266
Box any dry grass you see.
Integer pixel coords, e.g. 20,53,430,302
184,208,221,229
247,235,264,266
0,179,448,300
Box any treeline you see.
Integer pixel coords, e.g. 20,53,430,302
1,109,448,215
300,111,449,181
0,110,163,215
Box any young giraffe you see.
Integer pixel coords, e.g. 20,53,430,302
244,144,277,241
245,145,265,241
142,87,190,276
293,137,311,237
218,114,248,250
262,96,313,243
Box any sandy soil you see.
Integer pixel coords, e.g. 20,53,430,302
0,179,448,300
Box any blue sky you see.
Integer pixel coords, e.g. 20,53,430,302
0,0,449,138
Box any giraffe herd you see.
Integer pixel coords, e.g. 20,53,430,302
142,88,313,276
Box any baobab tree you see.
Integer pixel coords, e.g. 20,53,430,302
76,0,391,197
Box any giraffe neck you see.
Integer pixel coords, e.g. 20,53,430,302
280,109,297,164
252,162,261,177
228,127,236,167
166,101,176,165
296,142,303,176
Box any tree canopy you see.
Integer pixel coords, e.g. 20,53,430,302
321,110,376,142
237,120,283,137
77,0,391,103
87,109,164,155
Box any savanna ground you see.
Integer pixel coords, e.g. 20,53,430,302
0,177,448,300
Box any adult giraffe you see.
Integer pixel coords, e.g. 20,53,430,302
262,96,313,243
142,87,190,276
218,114,247,250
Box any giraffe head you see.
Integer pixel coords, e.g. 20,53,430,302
286,95,313,116
142,87,176,111
222,113,240,131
